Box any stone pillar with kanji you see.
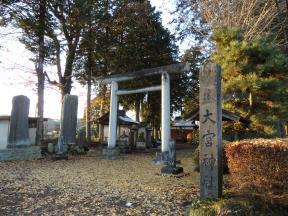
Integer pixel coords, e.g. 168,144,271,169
199,64,223,198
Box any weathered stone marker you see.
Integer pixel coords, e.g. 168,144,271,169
61,95,78,145
199,64,222,198
7,95,30,148
145,124,152,148
1,95,42,161
56,94,78,158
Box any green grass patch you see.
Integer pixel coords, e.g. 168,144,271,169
187,192,288,216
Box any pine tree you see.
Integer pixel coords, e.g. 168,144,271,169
211,27,288,138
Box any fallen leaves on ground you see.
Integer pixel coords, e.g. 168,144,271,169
0,147,199,215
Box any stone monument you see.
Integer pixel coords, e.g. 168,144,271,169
55,94,78,159
7,95,30,148
145,124,153,148
0,95,41,161
118,131,130,153
61,94,78,145
199,64,222,198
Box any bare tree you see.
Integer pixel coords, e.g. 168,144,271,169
174,0,287,44
274,0,288,47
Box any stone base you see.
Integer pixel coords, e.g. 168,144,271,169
134,148,148,153
53,153,68,160
119,147,131,154
161,165,184,175
164,160,181,165
152,152,181,165
117,142,131,154
136,141,146,149
0,146,42,161
152,159,162,165
102,147,120,160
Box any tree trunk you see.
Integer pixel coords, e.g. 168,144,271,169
248,91,253,117
86,9,93,146
248,92,253,107
278,120,286,138
135,96,140,122
286,121,288,137
36,73,45,145
35,0,46,146
86,69,92,145
60,36,80,98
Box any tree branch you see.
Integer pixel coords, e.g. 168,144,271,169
44,71,61,87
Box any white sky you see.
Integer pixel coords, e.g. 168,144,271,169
0,0,185,120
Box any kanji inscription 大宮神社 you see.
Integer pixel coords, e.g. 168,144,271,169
199,64,223,198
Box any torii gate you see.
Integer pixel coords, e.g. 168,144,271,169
98,62,223,198
98,63,189,159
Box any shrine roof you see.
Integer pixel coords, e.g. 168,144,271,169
183,108,250,124
97,110,139,126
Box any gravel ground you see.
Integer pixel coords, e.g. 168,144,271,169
0,147,200,215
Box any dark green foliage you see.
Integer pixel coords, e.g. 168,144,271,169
74,0,114,82
211,27,288,137
99,1,179,128
180,47,206,115
74,0,183,129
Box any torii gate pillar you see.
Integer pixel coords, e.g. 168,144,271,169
102,81,120,159
161,72,171,152
108,81,118,149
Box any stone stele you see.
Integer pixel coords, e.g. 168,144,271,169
7,95,30,148
199,63,223,199
57,94,78,152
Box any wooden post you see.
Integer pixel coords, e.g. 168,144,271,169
199,64,222,198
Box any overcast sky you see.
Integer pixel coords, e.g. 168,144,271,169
0,0,180,120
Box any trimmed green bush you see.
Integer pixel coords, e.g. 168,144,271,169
187,195,287,216
187,200,215,216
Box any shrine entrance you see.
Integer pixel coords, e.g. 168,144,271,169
98,63,189,172
98,63,223,199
